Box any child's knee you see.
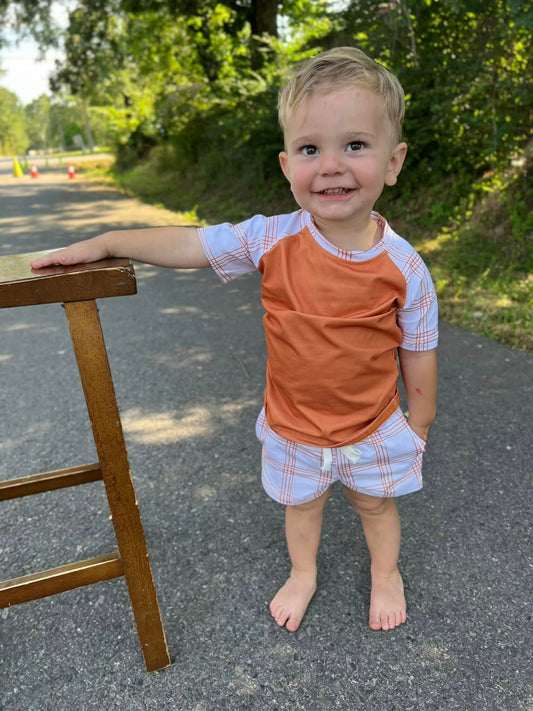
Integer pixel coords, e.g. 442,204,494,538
344,487,393,517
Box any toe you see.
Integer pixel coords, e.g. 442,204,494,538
285,616,301,633
390,610,406,629
369,613,381,631
273,608,289,628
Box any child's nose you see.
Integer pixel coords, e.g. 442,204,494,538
318,151,345,175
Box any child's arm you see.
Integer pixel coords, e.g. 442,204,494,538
398,348,438,442
29,225,210,270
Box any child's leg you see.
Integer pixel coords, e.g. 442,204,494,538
270,488,330,632
344,488,406,631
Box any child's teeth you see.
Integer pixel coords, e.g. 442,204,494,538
323,188,348,194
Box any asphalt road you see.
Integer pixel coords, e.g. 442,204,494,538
0,163,532,710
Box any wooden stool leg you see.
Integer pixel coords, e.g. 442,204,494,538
64,300,170,672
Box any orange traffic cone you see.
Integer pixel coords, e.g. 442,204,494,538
68,164,76,179
30,164,39,178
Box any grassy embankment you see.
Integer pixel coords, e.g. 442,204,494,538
79,147,533,353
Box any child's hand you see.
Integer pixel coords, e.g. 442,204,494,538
407,421,429,442
29,239,108,270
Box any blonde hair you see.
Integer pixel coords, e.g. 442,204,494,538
278,47,405,144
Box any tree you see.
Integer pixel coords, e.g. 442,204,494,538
0,0,59,48
23,94,52,149
44,0,330,162
0,86,28,154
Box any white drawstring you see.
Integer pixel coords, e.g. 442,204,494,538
320,445,362,474
321,448,333,474
342,445,362,464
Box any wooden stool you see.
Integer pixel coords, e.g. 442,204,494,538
0,252,171,673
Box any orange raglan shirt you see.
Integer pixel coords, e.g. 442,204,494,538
199,210,438,448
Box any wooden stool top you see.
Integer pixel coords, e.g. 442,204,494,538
0,252,137,309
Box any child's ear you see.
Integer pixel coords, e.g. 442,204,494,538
279,151,291,182
385,142,408,186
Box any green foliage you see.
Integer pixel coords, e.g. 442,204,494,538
0,0,58,48
23,94,52,148
22,94,114,150
0,87,28,154
330,0,533,189
9,0,529,194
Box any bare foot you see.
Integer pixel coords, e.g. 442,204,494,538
368,567,406,631
270,570,317,632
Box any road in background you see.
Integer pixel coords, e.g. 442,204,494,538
0,154,114,178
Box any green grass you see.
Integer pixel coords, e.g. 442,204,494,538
79,149,533,353
107,148,296,225
414,226,532,352
395,163,533,353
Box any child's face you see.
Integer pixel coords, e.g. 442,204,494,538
279,86,407,242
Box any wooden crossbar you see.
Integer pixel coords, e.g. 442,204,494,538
0,464,103,501
0,553,123,608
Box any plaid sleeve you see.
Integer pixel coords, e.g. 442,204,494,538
198,214,269,283
397,251,439,351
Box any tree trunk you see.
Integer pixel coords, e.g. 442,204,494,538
81,98,95,151
251,0,278,37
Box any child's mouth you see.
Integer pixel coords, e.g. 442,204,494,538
318,188,354,196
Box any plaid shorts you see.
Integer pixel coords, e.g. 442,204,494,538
255,406,425,505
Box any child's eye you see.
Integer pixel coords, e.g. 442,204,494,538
300,145,318,156
347,141,365,152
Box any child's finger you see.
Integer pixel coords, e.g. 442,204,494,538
30,244,93,269
29,251,68,269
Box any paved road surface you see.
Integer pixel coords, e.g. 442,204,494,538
0,166,532,710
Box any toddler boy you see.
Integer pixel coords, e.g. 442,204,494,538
31,47,438,633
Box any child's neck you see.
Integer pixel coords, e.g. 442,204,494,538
312,215,380,252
